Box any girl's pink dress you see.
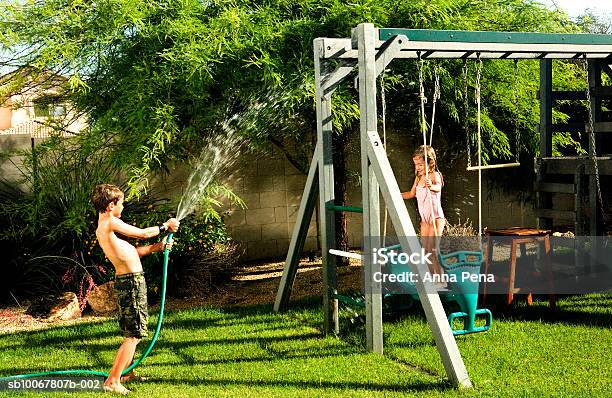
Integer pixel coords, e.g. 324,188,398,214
416,179,445,224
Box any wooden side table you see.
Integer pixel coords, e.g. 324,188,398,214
483,227,556,308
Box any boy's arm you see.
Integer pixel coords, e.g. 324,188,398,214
402,177,418,199
136,236,172,257
112,218,165,240
136,242,164,257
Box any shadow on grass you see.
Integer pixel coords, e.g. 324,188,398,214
142,375,446,394
0,348,357,379
484,294,612,328
0,296,458,391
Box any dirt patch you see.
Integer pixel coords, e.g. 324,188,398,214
0,307,112,335
0,258,362,334
165,258,362,310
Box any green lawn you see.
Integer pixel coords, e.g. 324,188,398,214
0,294,611,397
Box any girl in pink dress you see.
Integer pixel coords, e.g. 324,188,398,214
402,145,445,276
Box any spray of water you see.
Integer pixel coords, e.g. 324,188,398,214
176,127,246,221
175,89,297,221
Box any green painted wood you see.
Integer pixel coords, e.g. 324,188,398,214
379,28,612,45
325,204,363,213
273,147,320,313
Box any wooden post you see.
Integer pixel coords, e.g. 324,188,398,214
537,59,553,231
314,38,339,335
355,23,383,354
274,147,320,312
365,131,473,388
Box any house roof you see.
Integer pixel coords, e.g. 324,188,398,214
0,120,74,138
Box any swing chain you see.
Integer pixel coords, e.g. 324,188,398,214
475,57,482,107
417,51,427,141
475,54,484,238
475,55,483,160
380,69,389,246
463,60,471,168
429,65,441,146
582,56,607,222
417,52,426,104
380,69,387,148
513,60,521,163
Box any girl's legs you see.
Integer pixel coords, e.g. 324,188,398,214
435,218,445,237
432,218,446,276
421,222,442,277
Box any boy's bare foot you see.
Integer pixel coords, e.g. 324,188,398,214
120,371,148,383
103,381,130,395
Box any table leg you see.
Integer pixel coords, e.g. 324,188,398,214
483,235,492,305
544,235,556,309
508,239,517,305
521,242,533,305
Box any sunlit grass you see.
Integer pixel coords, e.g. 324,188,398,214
0,294,610,397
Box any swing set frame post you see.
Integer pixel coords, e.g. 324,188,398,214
274,23,612,389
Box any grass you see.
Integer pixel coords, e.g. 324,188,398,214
0,294,611,397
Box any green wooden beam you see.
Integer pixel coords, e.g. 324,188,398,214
379,29,612,45
325,204,363,213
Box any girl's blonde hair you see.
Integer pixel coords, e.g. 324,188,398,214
413,145,443,184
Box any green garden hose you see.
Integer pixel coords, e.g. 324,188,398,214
0,233,174,382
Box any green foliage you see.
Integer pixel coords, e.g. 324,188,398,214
0,137,116,303
0,137,114,243
119,202,234,297
1,0,591,197
197,181,246,222
0,136,239,303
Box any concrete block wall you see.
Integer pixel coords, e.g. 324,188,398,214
220,150,319,261
1,131,540,262
0,134,30,185
216,131,539,260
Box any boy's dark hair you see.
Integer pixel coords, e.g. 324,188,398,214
92,184,124,213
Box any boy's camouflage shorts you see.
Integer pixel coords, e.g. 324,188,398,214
114,272,148,338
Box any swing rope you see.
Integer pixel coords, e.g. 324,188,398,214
463,60,472,169
416,52,439,238
475,54,483,237
513,60,521,164
466,59,521,172
381,69,389,246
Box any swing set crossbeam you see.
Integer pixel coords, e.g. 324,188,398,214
320,28,612,60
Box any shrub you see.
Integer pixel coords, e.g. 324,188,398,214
0,138,242,306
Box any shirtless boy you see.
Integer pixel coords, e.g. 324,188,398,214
92,184,179,394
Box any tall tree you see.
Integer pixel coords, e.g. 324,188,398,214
1,0,586,252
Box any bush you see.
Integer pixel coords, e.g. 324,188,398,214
120,205,240,300
0,138,242,306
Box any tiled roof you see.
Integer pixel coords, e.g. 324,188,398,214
0,120,73,138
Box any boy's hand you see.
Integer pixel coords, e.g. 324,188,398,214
161,236,174,252
165,218,180,232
